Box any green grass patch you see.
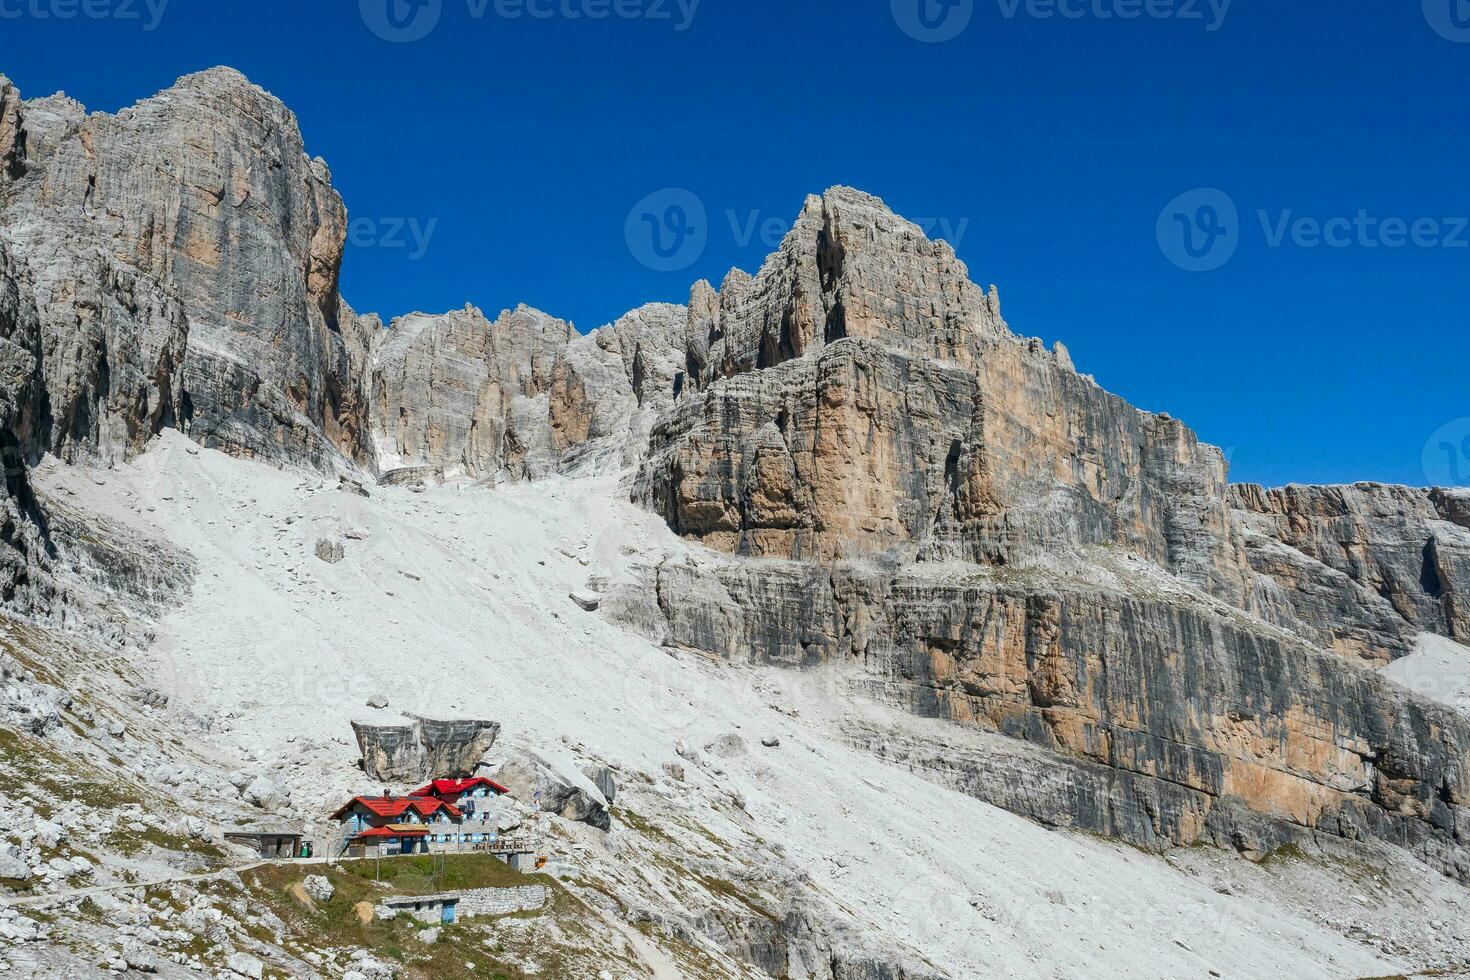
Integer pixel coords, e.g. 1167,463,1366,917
0,726,140,813
107,824,227,862
239,856,562,980
334,853,539,893
618,807,678,846
693,872,779,921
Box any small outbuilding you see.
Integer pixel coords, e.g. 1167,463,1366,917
383,892,460,926
224,829,305,859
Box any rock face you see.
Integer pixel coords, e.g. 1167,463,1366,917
0,69,374,471
370,304,568,480
637,189,1251,609
620,187,1470,883
0,68,691,497
351,715,500,783
548,302,687,473
0,238,47,606
372,301,687,480
619,539,1470,883
1233,483,1470,663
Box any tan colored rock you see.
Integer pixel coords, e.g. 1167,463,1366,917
684,188,1003,391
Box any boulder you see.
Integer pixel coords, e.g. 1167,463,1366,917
302,875,334,903
121,940,159,973
226,952,264,979
352,715,500,783
242,775,286,810
705,734,748,759
570,590,602,612
46,856,78,878
0,844,30,881
495,747,611,830
315,538,345,563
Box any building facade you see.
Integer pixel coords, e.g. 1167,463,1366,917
330,795,463,857
411,777,509,846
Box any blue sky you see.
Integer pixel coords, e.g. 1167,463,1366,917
2,0,1467,487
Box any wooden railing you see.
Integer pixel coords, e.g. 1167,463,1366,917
476,836,540,854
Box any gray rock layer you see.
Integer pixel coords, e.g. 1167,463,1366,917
617,553,1470,882
0,69,373,472
371,301,687,481
1234,483,1470,662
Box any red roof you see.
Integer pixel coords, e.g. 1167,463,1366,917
410,776,510,798
355,825,428,839
330,795,463,821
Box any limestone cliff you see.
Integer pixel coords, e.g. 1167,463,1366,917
0,68,373,472
612,550,1470,881
0,69,686,487
623,187,1470,883
369,304,569,481
0,238,46,608
371,301,687,481
1233,483,1470,663
638,187,1253,609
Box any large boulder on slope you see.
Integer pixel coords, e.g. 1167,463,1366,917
494,747,611,830
351,714,500,783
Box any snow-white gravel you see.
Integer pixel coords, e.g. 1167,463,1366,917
1382,632,1470,715
30,430,1455,979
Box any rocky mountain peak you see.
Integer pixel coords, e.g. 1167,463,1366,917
0,75,23,181
683,185,1007,397
0,65,371,475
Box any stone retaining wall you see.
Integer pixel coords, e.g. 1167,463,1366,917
456,885,547,917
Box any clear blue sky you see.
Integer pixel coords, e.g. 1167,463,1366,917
2,1,1466,487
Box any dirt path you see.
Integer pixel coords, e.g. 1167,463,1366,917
2,857,337,909
595,905,686,980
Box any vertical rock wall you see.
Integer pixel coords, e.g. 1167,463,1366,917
0,68,373,471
